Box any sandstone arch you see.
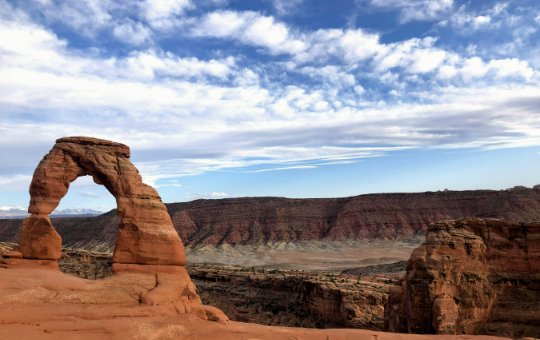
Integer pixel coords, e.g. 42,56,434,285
19,137,185,266
1,136,229,323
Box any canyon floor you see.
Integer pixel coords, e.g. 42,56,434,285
185,238,422,274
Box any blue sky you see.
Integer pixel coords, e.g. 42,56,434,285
1,0,540,213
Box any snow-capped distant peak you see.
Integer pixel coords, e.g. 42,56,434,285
51,208,104,216
0,207,104,219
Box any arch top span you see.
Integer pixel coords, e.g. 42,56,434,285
20,136,186,267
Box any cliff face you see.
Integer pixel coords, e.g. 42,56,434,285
384,218,540,338
188,265,391,330
2,189,540,250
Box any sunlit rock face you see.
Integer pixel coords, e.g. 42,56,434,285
1,136,229,324
23,136,186,266
385,218,540,338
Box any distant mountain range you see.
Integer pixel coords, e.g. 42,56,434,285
0,207,104,219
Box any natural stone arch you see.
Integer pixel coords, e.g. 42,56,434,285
19,136,185,266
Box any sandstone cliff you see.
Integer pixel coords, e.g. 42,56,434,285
384,218,540,338
2,190,540,250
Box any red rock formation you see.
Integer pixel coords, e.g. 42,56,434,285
23,136,185,266
384,218,540,338
4,190,540,251
189,265,389,330
0,137,228,323
0,267,509,340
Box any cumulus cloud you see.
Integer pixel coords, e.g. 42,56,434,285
437,57,535,82
113,19,152,45
140,0,194,29
190,10,307,55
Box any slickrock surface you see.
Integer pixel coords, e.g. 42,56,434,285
0,259,509,340
3,189,540,252
0,268,509,340
384,218,540,338
0,242,394,331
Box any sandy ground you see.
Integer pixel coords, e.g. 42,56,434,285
185,238,422,273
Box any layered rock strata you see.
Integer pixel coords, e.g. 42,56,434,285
21,136,185,265
0,137,228,323
3,189,540,251
189,265,391,330
384,218,540,338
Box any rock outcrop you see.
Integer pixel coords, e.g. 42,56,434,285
189,264,391,330
384,218,540,338
0,137,228,323
3,190,540,251
0,268,509,340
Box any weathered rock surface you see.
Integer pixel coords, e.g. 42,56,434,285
23,136,185,266
3,189,540,251
384,218,540,338
189,264,392,330
0,242,393,331
0,268,509,340
0,137,229,326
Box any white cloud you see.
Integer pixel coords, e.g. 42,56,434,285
117,51,236,80
437,57,535,82
1,1,540,196
272,0,303,16
0,174,32,191
154,183,182,188
0,205,25,211
190,10,307,55
140,0,194,28
31,0,115,37
251,165,317,172
77,191,102,198
113,19,152,45
186,192,228,200
298,66,356,87
366,0,454,23
373,37,447,74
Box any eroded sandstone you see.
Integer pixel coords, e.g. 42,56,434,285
384,218,540,338
0,137,228,325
